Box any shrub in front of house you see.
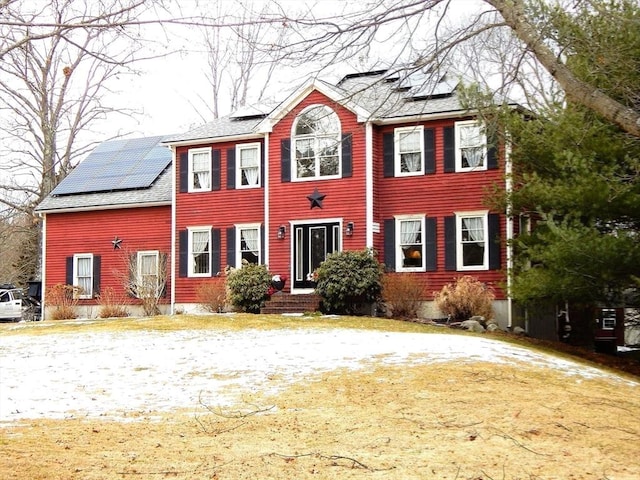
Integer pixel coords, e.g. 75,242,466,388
434,275,494,321
197,277,228,313
225,262,272,313
46,284,79,320
97,287,130,318
315,249,384,315
381,273,426,319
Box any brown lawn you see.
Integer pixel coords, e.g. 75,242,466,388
1,316,639,480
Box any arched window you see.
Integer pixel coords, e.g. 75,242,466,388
293,105,341,180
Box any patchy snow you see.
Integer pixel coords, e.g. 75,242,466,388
0,326,637,422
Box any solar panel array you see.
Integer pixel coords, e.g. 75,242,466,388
52,136,171,196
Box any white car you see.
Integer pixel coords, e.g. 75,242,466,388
0,285,23,321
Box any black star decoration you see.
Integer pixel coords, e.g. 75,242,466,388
112,236,123,250
307,187,326,209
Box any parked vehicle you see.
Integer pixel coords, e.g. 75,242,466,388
0,284,23,321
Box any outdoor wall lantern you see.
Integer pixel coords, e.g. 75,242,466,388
277,225,286,240
345,222,354,237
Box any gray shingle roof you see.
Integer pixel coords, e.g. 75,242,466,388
162,116,265,144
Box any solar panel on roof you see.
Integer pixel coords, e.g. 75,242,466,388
51,135,171,196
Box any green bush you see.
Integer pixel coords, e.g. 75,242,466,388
225,263,272,313
315,249,384,315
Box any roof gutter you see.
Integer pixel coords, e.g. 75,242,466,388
34,200,171,215
162,133,263,148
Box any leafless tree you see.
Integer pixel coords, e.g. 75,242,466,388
243,0,640,137
195,1,288,119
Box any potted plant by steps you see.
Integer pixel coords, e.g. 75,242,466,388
271,274,287,293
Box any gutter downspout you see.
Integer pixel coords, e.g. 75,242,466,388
170,145,177,315
365,122,374,249
505,140,514,329
264,133,270,265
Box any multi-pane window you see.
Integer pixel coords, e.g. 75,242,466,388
73,254,93,298
457,213,488,270
237,224,260,265
455,121,486,171
237,143,260,188
396,216,425,271
189,228,211,276
293,105,341,180
189,148,212,192
137,251,159,296
395,126,423,176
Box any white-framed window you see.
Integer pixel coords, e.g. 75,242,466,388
137,250,160,296
457,212,489,270
292,104,341,180
236,143,261,188
601,308,617,330
188,227,211,276
188,147,212,192
394,126,424,176
396,215,426,272
236,223,261,266
455,120,487,172
73,253,93,298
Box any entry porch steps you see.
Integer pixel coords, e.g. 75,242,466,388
260,293,321,315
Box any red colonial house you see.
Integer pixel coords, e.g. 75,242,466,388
36,69,517,326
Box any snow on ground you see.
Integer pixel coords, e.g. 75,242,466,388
0,326,637,422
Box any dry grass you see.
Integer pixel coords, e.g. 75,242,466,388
1,315,639,480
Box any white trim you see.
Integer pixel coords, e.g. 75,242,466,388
235,142,261,189
257,79,372,133
170,145,177,314
40,214,47,319
365,122,374,248
394,214,427,273
455,120,487,172
34,201,171,215
235,223,262,266
188,147,213,193
455,211,489,271
73,253,94,299
290,104,342,182
263,133,270,265
136,250,160,296
163,133,263,148
394,125,424,177
187,226,212,277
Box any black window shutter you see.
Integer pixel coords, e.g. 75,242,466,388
260,143,265,186
443,126,455,173
383,133,394,178
159,253,168,297
226,227,236,268
425,217,437,271
128,254,137,297
179,152,189,193
281,138,291,182
383,219,396,272
92,255,101,297
211,228,221,276
179,230,188,278
260,225,265,265
227,148,236,189
487,130,498,170
341,133,352,178
424,128,435,174
488,213,501,270
444,216,457,271
212,149,221,191
65,256,73,285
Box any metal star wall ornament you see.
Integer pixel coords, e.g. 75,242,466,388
112,236,123,250
307,187,326,209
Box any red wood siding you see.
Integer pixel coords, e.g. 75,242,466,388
267,91,368,281
174,139,265,302
44,205,171,305
374,120,508,299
